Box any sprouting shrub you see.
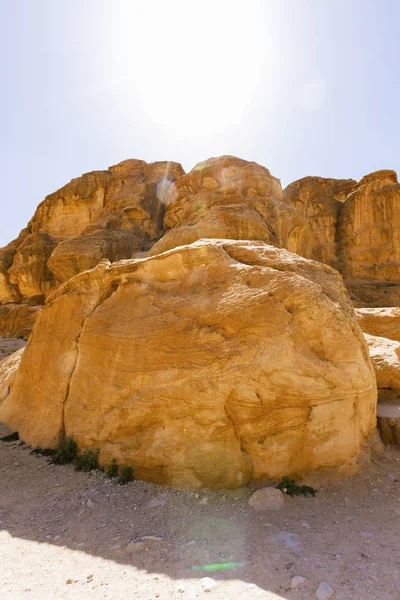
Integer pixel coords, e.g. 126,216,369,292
75,448,101,472
277,476,317,497
0,431,19,442
106,458,119,478
51,437,78,465
118,466,134,485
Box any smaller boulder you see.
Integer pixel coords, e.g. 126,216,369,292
248,487,284,511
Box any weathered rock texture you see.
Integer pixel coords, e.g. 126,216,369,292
0,160,184,304
2,156,400,316
0,240,376,488
364,333,400,403
0,347,25,405
356,308,400,343
283,176,356,269
150,156,314,258
0,304,42,338
284,170,400,307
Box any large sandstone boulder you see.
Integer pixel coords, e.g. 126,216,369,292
151,156,314,257
0,240,376,489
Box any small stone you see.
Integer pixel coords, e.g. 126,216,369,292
141,536,163,542
147,493,169,508
291,576,306,589
199,496,209,505
199,577,217,592
316,582,335,600
86,499,95,508
249,487,284,511
126,541,145,554
194,493,200,499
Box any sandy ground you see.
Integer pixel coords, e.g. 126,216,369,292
1,423,400,600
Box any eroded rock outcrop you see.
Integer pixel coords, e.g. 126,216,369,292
0,304,42,338
2,156,400,314
0,347,25,406
364,333,400,403
283,170,400,307
0,159,184,303
283,176,356,268
356,308,400,343
150,156,314,257
338,170,400,306
0,240,376,488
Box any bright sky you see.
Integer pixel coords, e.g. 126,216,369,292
1,0,399,247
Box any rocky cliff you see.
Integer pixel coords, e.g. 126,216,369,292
2,154,400,487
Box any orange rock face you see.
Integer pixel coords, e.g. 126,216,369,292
0,304,42,338
0,159,184,303
284,170,400,307
0,240,376,488
283,176,356,268
151,156,314,257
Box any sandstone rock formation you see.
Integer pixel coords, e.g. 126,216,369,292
2,156,400,316
0,159,184,304
0,240,376,488
150,156,314,257
356,308,400,342
0,347,24,406
364,333,400,402
284,170,400,307
0,304,42,338
282,176,356,269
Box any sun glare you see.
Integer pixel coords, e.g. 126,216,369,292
109,0,269,139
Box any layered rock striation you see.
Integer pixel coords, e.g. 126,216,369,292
0,240,376,488
2,156,400,317
2,154,399,485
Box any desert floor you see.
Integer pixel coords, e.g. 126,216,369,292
0,421,399,600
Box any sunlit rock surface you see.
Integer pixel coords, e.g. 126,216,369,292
364,333,400,403
0,347,25,406
283,176,356,269
2,156,400,311
356,308,400,343
338,170,400,306
0,240,376,488
151,156,314,257
0,159,184,302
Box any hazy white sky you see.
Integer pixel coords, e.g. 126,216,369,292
1,0,399,246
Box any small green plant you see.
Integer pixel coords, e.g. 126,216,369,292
51,437,78,465
75,448,101,472
277,476,317,497
106,458,119,478
118,466,134,485
0,431,19,442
